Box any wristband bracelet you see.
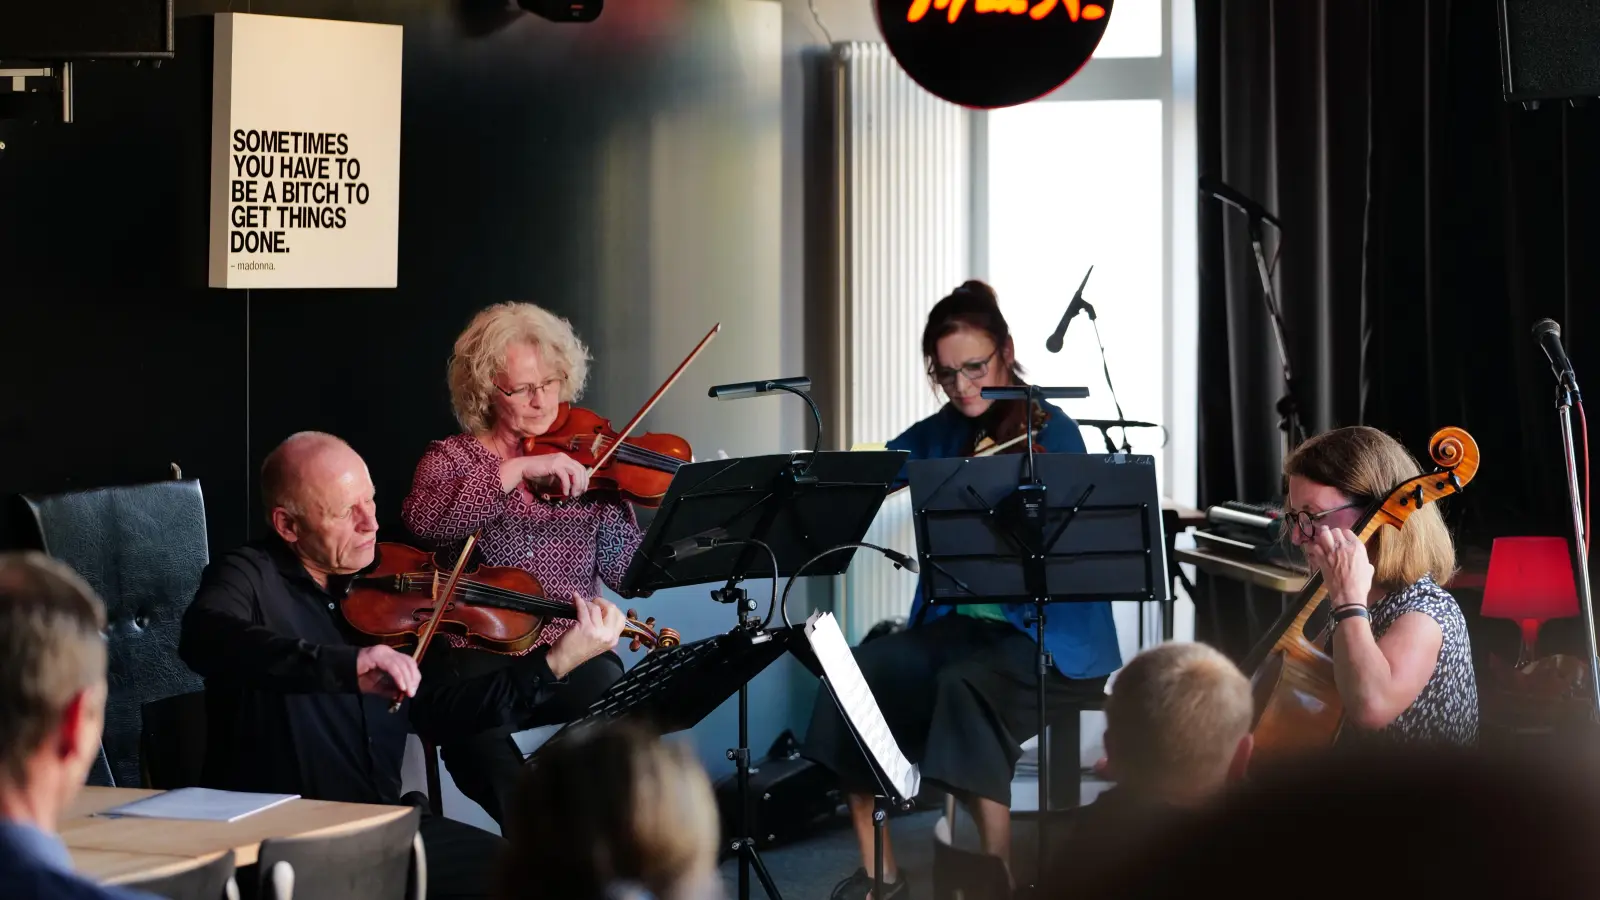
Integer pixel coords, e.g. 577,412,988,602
1331,602,1365,614
1332,605,1370,624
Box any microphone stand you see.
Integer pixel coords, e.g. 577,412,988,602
1203,178,1307,468
1246,214,1305,463
1553,378,1600,720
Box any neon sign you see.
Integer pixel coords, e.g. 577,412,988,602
906,0,1106,24
875,0,1113,108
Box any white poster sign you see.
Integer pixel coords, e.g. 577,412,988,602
208,13,403,289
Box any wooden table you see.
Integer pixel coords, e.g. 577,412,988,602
64,787,411,886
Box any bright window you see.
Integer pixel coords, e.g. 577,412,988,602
986,99,1166,478
1092,0,1162,58
975,0,1198,664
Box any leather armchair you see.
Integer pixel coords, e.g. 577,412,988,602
22,478,209,788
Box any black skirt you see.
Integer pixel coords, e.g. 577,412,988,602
801,613,1108,805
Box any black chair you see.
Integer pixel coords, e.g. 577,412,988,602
22,475,210,788
252,804,424,900
122,849,239,900
141,689,210,789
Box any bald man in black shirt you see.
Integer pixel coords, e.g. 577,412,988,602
180,432,615,898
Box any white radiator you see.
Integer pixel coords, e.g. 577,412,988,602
833,43,972,643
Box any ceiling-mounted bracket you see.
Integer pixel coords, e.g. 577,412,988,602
0,62,73,123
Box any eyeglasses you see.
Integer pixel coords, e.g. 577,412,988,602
1283,500,1367,540
930,351,997,387
495,376,564,400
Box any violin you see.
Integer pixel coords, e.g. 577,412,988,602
1245,426,1479,766
521,323,720,508
969,398,1050,457
344,542,681,658
522,404,691,507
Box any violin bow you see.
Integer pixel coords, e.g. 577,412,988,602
586,322,722,474
387,531,479,713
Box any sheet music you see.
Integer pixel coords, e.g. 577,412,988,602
96,787,300,823
802,611,921,800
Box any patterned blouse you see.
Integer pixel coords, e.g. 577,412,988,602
400,433,644,653
1318,574,1479,747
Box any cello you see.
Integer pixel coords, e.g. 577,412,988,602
1246,426,1480,764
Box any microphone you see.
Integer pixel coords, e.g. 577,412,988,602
1199,176,1281,228
1045,265,1095,354
1534,318,1581,397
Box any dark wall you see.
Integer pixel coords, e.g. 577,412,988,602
0,0,808,797
0,0,789,549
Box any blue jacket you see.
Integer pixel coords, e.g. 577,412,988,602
887,401,1123,680
0,819,160,900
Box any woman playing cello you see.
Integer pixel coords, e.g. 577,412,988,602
801,281,1122,899
401,302,636,829
1282,426,1478,746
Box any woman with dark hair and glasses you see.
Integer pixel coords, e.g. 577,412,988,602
802,281,1121,900
1283,425,1478,747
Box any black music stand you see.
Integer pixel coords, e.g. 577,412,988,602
906,402,1168,884
603,450,908,900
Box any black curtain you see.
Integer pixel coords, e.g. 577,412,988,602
1195,0,1600,660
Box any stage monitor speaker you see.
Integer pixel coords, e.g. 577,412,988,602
0,0,174,61
1498,0,1600,103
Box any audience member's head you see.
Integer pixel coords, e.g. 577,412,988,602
0,552,109,831
498,722,722,900
1077,742,1600,899
260,431,379,586
1102,641,1253,803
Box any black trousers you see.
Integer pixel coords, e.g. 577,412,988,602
434,649,624,829
802,614,1108,806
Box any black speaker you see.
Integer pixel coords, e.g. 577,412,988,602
0,0,173,60
1498,0,1600,103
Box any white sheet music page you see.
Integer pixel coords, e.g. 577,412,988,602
803,611,921,800
96,787,300,823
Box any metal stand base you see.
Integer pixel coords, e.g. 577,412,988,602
721,587,785,900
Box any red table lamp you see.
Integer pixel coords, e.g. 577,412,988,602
1480,536,1580,667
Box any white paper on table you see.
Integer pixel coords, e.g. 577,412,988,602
96,787,300,823
802,611,921,800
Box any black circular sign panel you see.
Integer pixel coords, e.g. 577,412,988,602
875,0,1114,109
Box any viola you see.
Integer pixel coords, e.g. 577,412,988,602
522,404,691,507
344,542,681,659
969,398,1050,457
1245,426,1479,766
521,323,720,508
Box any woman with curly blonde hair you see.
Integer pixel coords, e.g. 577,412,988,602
402,302,638,830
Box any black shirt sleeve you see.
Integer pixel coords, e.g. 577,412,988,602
408,648,569,742
179,553,361,694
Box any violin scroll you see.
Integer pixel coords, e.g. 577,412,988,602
625,608,681,652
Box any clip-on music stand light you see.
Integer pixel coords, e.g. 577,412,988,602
907,384,1169,885
573,446,907,900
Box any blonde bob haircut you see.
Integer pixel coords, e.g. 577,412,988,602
1284,425,1458,590
448,302,592,435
